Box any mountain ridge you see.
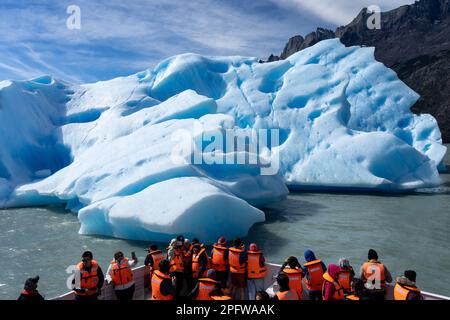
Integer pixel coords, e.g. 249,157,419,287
268,0,450,142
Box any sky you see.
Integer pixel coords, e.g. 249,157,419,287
0,0,414,83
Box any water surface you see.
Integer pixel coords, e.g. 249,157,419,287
0,146,449,299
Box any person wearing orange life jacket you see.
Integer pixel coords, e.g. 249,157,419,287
394,270,423,300
188,269,223,300
228,238,248,300
360,249,392,301
72,251,105,301
273,273,300,300
247,243,267,300
182,239,195,292
192,244,209,280
322,264,345,301
337,258,355,293
151,259,176,300
303,249,327,301
279,256,305,299
145,245,164,273
106,251,138,300
210,236,229,283
169,239,186,298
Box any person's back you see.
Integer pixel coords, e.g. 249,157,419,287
281,256,305,299
337,258,355,293
151,260,176,300
229,238,247,300
274,273,300,301
322,264,345,301
18,276,44,301
360,249,392,300
303,249,326,300
394,270,423,301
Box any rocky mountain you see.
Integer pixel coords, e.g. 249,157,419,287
268,0,450,142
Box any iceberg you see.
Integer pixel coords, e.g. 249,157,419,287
0,39,446,243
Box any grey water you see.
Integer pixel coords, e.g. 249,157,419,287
0,146,449,300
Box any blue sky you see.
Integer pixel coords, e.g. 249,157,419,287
0,0,413,83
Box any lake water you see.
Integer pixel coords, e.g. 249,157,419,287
0,145,449,299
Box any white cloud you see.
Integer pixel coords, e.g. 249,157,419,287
269,0,415,25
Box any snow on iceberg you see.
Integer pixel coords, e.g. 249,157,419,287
0,39,446,242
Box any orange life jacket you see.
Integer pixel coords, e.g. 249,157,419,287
170,251,184,273
362,261,386,289
192,248,208,278
228,247,246,274
211,244,228,272
211,295,233,300
76,260,99,296
337,268,353,292
151,270,174,300
247,250,267,279
110,258,134,286
304,259,324,291
276,289,300,300
322,272,345,300
393,283,421,300
148,250,164,271
345,294,360,300
282,267,304,299
195,278,218,300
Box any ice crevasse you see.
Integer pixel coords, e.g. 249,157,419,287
0,39,446,243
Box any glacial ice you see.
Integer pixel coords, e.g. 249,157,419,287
0,39,446,243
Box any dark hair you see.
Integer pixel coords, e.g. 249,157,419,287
276,273,290,289
176,235,185,242
351,278,365,296
114,251,124,260
159,259,171,274
256,291,270,300
404,270,417,282
82,251,93,259
192,238,200,244
233,238,243,247
286,256,299,268
368,249,378,260
149,245,158,251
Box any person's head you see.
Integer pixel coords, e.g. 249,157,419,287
233,238,243,248
304,249,316,262
114,251,125,263
256,291,270,301
218,236,226,246
149,244,158,252
159,259,171,274
176,235,185,243
368,249,378,261
168,238,176,249
351,278,365,296
184,239,191,248
81,251,93,267
192,244,201,254
206,269,216,280
328,264,342,281
24,276,39,292
404,270,417,283
175,240,184,250
338,258,350,269
192,238,200,245
286,256,300,269
249,243,259,251
276,273,290,290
